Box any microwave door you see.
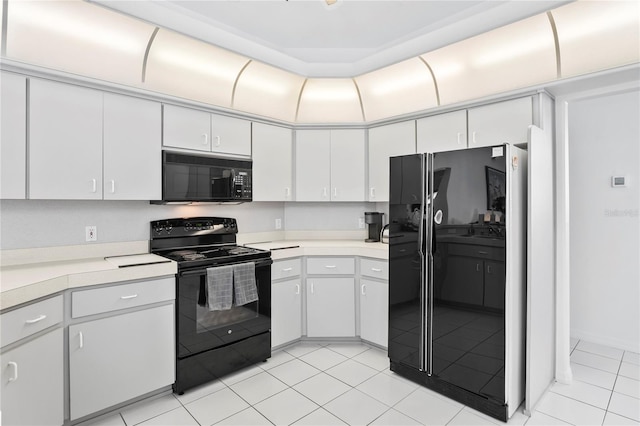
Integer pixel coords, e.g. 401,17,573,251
211,169,232,200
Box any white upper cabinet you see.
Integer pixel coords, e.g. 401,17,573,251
163,104,251,156
0,72,27,199
468,97,533,148
295,129,366,202
103,93,161,200
330,129,366,201
417,110,467,153
211,114,251,157
368,121,416,202
29,79,103,200
295,130,331,201
162,104,211,152
252,122,293,201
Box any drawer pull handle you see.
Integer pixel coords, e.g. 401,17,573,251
487,265,492,274
478,251,489,255
8,362,18,382
25,314,47,324
91,179,97,193
110,179,116,193
370,187,376,198
361,284,366,296
202,134,208,145
282,267,293,272
476,264,481,272
79,331,84,349
295,284,300,295
120,294,138,300
371,268,382,272
215,135,221,147
325,265,337,269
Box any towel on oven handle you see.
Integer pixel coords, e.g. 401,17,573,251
233,262,258,306
207,265,234,311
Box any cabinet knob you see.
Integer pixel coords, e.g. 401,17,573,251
227,330,232,334
7,362,18,382
25,314,47,324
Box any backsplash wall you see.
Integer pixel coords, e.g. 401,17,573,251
0,200,284,250
0,200,387,250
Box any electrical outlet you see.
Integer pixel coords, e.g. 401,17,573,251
358,218,365,229
85,226,97,242
275,218,282,230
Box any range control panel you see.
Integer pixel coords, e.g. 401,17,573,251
151,217,238,238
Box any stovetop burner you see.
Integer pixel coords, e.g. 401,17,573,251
160,245,269,266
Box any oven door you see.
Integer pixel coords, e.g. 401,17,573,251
175,258,271,359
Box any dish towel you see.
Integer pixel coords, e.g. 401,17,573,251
233,262,259,306
207,265,234,311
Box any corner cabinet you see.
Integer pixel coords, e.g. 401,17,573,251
271,258,303,348
0,296,64,426
306,257,355,337
252,123,294,201
68,278,175,421
368,121,416,202
295,129,366,202
162,104,251,157
0,72,27,199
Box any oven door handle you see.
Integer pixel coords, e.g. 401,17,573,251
179,258,273,277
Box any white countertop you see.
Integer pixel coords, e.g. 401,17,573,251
245,240,389,260
1,239,386,311
1,253,176,310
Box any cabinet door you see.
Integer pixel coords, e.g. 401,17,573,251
468,97,532,148
210,114,251,156
252,123,293,201
68,305,175,420
417,110,467,153
29,79,103,199
0,72,27,199
1,328,63,426
441,256,484,306
271,278,302,348
368,121,415,202
103,94,161,200
483,261,506,310
330,129,366,201
163,104,211,152
360,278,388,348
295,129,331,201
306,278,355,337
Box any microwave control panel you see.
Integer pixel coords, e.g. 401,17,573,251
234,171,252,199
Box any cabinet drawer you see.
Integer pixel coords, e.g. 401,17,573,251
306,257,355,275
272,258,302,281
1,295,63,347
448,244,505,262
360,258,388,280
72,277,175,319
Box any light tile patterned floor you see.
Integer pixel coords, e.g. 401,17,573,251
83,339,639,426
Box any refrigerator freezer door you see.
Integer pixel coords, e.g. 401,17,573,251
388,154,426,371
430,146,508,404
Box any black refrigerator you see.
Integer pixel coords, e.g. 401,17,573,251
388,144,527,422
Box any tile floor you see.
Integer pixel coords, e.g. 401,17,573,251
85,339,639,426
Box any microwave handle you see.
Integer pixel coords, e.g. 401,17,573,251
229,169,236,195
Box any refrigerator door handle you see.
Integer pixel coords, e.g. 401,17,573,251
425,153,435,376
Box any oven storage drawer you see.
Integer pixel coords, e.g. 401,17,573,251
71,277,175,318
306,257,355,275
1,295,63,348
272,258,302,280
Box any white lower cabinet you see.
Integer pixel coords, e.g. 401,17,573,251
359,279,388,348
306,277,355,337
69,304,175,420
1,328,64,426
271,279,302,347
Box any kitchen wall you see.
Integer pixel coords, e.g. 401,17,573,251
0,200,381,249
568,88,640,352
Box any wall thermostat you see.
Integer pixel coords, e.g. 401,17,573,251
611,176,626,187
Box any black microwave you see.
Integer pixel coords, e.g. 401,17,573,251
155,151,252,203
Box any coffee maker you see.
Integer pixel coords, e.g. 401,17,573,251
364,212,383,242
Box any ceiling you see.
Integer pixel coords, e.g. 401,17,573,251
92,0,570,77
